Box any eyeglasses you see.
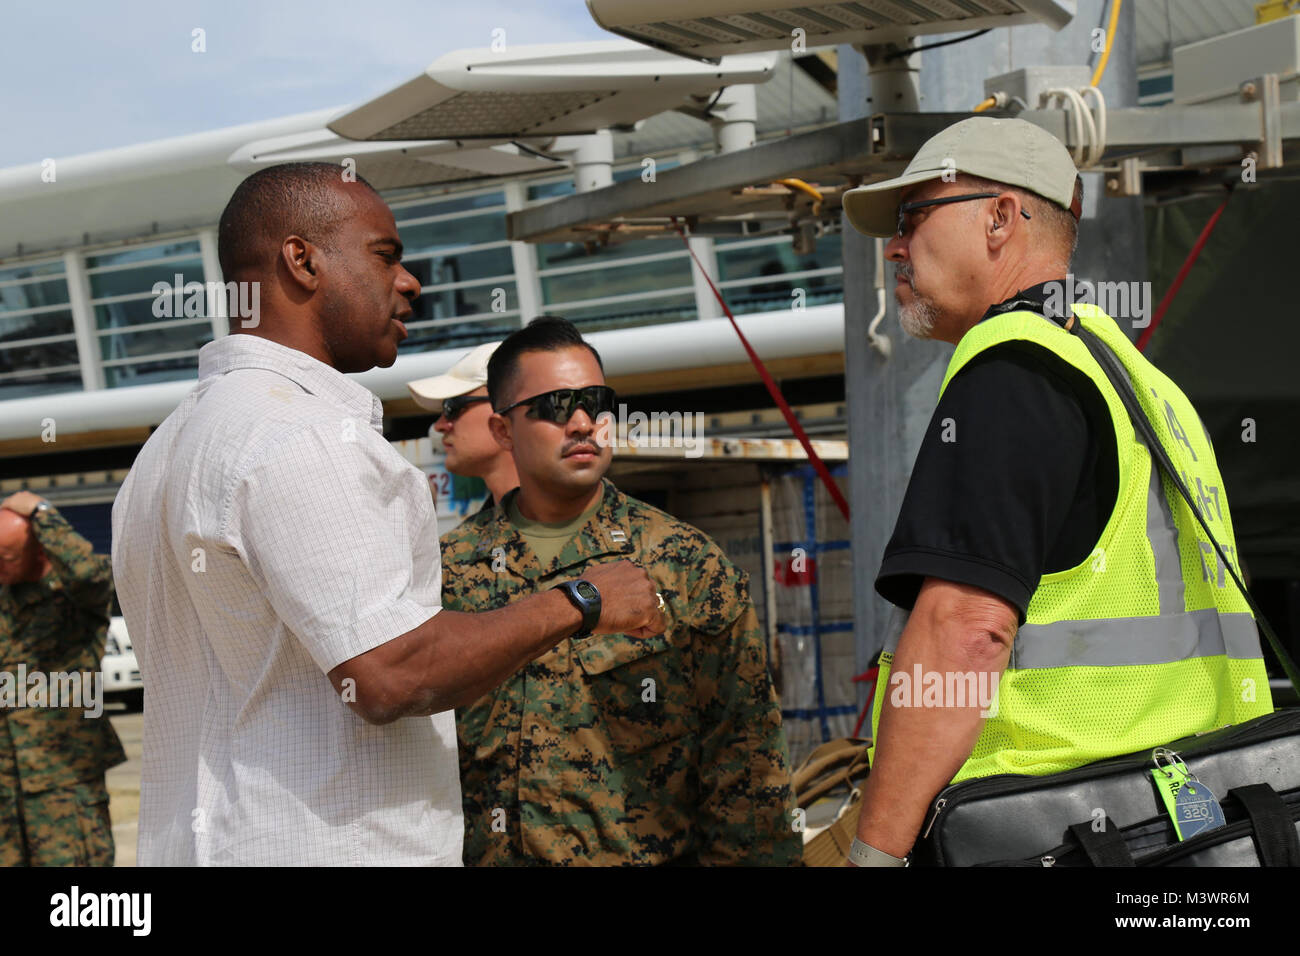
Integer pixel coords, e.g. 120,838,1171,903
897,192,1031,238
495,385,616,424
438,394,491,422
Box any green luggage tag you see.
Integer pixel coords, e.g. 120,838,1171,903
1150,748,1226,841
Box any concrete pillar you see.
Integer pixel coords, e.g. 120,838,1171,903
503,180,543,324
198,228,228,341
63,250,104,392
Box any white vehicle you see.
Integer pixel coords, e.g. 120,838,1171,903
103,615,143,706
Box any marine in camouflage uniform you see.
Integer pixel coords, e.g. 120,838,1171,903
442,477,801,866
0,501,126,866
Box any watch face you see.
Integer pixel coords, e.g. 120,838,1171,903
575,581,598,601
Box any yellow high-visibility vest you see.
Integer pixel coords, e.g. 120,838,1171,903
868,303,1274,782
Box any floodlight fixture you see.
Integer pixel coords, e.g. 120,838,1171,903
328,39,777,142
586,0,1076,61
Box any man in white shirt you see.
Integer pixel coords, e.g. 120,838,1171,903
111,163,661,866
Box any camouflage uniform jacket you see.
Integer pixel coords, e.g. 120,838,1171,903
0,506,126,794
441,478,801,866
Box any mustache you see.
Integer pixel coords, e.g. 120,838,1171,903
562,440,600,456
895,263,916,286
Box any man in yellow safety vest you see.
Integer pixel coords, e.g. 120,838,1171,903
838,116,1273,867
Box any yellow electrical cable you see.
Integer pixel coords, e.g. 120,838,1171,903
774,178,824,203
1091,0,1123,88
972,96,997,113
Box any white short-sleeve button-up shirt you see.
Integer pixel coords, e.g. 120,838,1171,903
112,334,462,866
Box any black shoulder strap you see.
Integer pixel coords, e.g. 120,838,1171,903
1067,821,1136,866
1230,784,1300,866
1068,321,1300,696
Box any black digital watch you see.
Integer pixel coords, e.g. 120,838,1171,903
554,579,601,639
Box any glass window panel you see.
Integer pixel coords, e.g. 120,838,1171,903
0,278,70,313
537,238,682,270
105,356,198,389
392,191,505,221
715,233,844,282
100,322,211,361
404,246,513,287
542,256,692,306
528,179,573,201
89,257,203,301
0,259,65,284
95,292,216,332
725,280,843,315
0,367,82,401
411,281,517,323
526,160,679,201
612,159,678,183
399,215,506,255
0,309,74,341
0,339,80,377
399,315,523,356
558,293,696,332
86,240,200,270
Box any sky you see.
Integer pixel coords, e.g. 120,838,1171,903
0,0,610,168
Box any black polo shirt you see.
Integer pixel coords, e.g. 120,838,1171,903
874,281,1120,624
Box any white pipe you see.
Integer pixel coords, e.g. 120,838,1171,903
711,85,758,153
569,130,615,193
866,237,891,358
0,305,845,440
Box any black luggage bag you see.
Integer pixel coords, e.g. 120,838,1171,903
915,709,1300,866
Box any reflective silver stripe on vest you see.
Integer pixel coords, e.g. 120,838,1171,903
1013,609,1261,668
880,401,1240,672
1143,448,1187,616
881,604,909,655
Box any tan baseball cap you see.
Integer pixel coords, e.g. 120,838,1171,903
842,117,1082,238
406,341,501,410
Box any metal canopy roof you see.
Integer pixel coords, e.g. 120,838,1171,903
227,129,563,191
0,106,572,260
611,51,838,159
506,99,1300,245
586,0,1076,60
328,40,778,142
1133,0,1258,67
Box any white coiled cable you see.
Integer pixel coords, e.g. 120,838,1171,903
1042,86,1107,168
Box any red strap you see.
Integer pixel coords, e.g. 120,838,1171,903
851,666,879,738
672,219,851,522
1137,190,1232,353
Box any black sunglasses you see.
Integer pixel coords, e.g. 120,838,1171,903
438,394,491,422
897,192,1031,237
495,386,617,423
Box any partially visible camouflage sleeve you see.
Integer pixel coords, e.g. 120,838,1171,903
30,507,114,631
0,505,125,795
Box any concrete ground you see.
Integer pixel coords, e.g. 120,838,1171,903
106,705,142,867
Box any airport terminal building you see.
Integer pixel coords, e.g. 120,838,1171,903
0,50,855,757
